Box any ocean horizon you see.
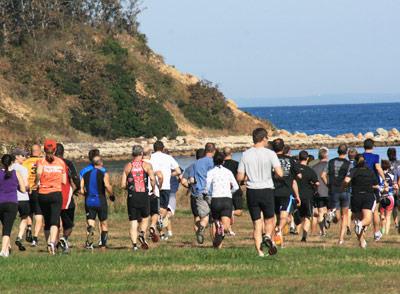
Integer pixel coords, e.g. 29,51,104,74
242,102,400,137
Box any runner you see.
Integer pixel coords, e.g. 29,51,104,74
312,147,329,237
222,147,243,236
150,141,181,235
344,154,379,249
387,148,400,232
10,148,30,251
55,143,80,253
181,148,205,232
81,155,114,250
23,144,42,246
36,139,66,255
80,149,106,179
347,148,358,235
237,128,283,256
188,143,216,245
321,144,351,245
296,151,319,242
0,154,26,257
378,160,396,235
363,139,386,241
271,138,301,247
142,148,163,243
206,151,239,249
121,145,156,251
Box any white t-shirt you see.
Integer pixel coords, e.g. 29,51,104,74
238,147,281,189
143,159,160,197
11,163,29,201
206,166,239,198
150,152,179,190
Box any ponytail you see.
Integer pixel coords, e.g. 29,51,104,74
1,154,13,179
45,151,55,163
355,154,366,168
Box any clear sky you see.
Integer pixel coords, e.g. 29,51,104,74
138,0,400,106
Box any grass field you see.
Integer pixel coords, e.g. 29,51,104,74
2,208,400,294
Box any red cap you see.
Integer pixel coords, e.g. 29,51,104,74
44,139,57,151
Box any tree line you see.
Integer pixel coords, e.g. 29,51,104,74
0,0,142,48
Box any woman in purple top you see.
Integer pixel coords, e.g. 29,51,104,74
0,154,26,257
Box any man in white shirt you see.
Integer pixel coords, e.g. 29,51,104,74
150,141,181,226
10,148,30,251
237,128,283,257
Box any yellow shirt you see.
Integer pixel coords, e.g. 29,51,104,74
23,156,40,190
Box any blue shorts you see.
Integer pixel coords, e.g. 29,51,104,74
329,192,350,209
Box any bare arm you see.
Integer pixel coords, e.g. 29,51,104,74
237,171,245,183
121,163,131,189
375,163,386,185
292,180,300,203
103,172,113,195
80,178,85,195
155,171,163,190
35,164,43,188
321,171,329,185
171,166,181,177
144,163,156,193
274,166,284,178
16,171,26,193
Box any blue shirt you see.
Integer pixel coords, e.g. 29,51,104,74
363,152,380,179
80,164,106,179
189,156,214,197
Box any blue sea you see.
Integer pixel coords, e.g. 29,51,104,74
242,102,400,136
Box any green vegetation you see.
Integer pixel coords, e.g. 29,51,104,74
1,210,400,293
180,81,234,129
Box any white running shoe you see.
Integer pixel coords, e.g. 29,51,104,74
0,251,9,258
355,220,363,236
374,231,382,241
167,231,173,238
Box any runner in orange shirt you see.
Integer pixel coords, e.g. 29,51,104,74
36,139,66,255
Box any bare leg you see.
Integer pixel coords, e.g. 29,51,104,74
253,219,264,255
1,236,11,255
18,217,28,240
339,208,349,243
129,220,139,245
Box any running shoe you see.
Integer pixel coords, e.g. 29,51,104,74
355,220,363,236
59,237,70,254
301,237,307,242
47,243,56,255
149,227,160,243
31,237,38,247
338,240,344,246
160,233,168,241
374,231,382,241
0,251,9,258
167,231,173,238
258,251,265,257
156,217,164,231
213,222,225,248
346,226,352,236
274,232,283,247
227,230,236,237
15,237,26,251
262,235,277,255
25,228,33,243
132,245,139,251
85,241,94,250
138,232,149,250
196,225,205,245
289,227,298,235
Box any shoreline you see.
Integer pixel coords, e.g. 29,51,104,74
63,128,400,161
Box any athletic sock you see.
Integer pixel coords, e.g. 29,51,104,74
101,231,108,246
302,231,308,240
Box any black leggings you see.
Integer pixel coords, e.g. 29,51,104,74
38,192,62,231
0,202,18,236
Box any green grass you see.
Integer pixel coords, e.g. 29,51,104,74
2,211,400,293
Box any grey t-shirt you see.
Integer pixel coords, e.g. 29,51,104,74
313,161,329,197
238,147,280,189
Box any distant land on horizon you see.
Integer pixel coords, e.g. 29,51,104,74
237,93,400,107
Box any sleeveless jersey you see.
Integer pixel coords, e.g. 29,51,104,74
83,168,106,208
37,157,66,194
127,160,149,194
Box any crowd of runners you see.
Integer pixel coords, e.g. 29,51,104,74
0,128,399,257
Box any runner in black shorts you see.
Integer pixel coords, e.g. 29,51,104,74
237,128,283,257
81,155,114,250
222,147,243,236
272,139,301,247
121,145,156,251
296,151,319,242
344,154,379,249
